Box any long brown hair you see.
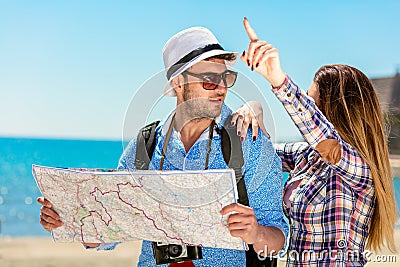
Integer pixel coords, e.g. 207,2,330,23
314,64,397,252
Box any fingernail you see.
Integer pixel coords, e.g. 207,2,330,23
242,50,245,57
256,63,259,68
241,137,245,142
244,17,247,21
237,131,241,136
253,136,256,141
251,66,254,71
247,60,250,66
231,121,235,126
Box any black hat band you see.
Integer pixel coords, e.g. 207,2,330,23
166,43,224,80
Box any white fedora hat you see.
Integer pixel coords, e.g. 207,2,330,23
162,27,238,96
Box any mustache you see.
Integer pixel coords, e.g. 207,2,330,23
211,92,225,97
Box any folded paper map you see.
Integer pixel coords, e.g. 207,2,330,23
32,165,244,250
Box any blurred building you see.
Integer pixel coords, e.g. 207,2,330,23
371,71,400,155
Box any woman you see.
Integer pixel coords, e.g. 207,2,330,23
235,18,397,265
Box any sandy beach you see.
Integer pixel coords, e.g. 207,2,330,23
1,230,399,267
0,237,142,267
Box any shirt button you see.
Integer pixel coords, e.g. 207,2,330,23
298,108,302,112
283,88,287,92
287,92,291,97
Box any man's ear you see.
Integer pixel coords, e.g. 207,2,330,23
171,74,185,95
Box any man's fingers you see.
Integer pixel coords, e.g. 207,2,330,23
227,213,256,225
38,196,61,232
221,203,255,215
37,196,52,208
40,213,63,227
227,221,251,230
39,218,54,232
39,221,51,232
243,17,259,42
41,206,60,221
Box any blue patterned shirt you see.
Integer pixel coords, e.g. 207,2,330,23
116,104,288,267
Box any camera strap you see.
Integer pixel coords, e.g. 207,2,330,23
158,115,215,171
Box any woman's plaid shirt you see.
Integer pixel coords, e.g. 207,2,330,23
272,76,374,266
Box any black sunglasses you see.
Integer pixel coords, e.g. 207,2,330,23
183,70,238,90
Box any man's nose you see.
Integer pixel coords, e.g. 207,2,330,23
214,78,227,92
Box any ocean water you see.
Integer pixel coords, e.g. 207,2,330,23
0,137,399,237
0,137,124,236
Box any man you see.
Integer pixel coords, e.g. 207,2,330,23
38,27,288,266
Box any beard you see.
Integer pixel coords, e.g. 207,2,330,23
180,84,223,120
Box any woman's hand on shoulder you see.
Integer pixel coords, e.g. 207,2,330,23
231,101,269,142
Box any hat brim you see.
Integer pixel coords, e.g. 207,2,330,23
163,50,239,97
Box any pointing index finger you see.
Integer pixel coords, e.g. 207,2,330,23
243,17,259,42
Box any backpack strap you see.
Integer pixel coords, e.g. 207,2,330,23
221,114,249,206
134,120,160,170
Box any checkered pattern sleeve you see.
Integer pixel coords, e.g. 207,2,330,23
271,76,372,191
274,142,309,173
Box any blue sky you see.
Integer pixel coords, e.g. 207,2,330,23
0,0,399,142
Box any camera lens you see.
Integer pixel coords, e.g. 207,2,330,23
168,245,183,257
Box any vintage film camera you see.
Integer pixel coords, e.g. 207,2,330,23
152,242,202,265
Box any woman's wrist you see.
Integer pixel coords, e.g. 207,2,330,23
270,73,288,89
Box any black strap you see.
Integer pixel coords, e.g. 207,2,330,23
134,120,160,170
221,115,248,206
166,44,224,80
